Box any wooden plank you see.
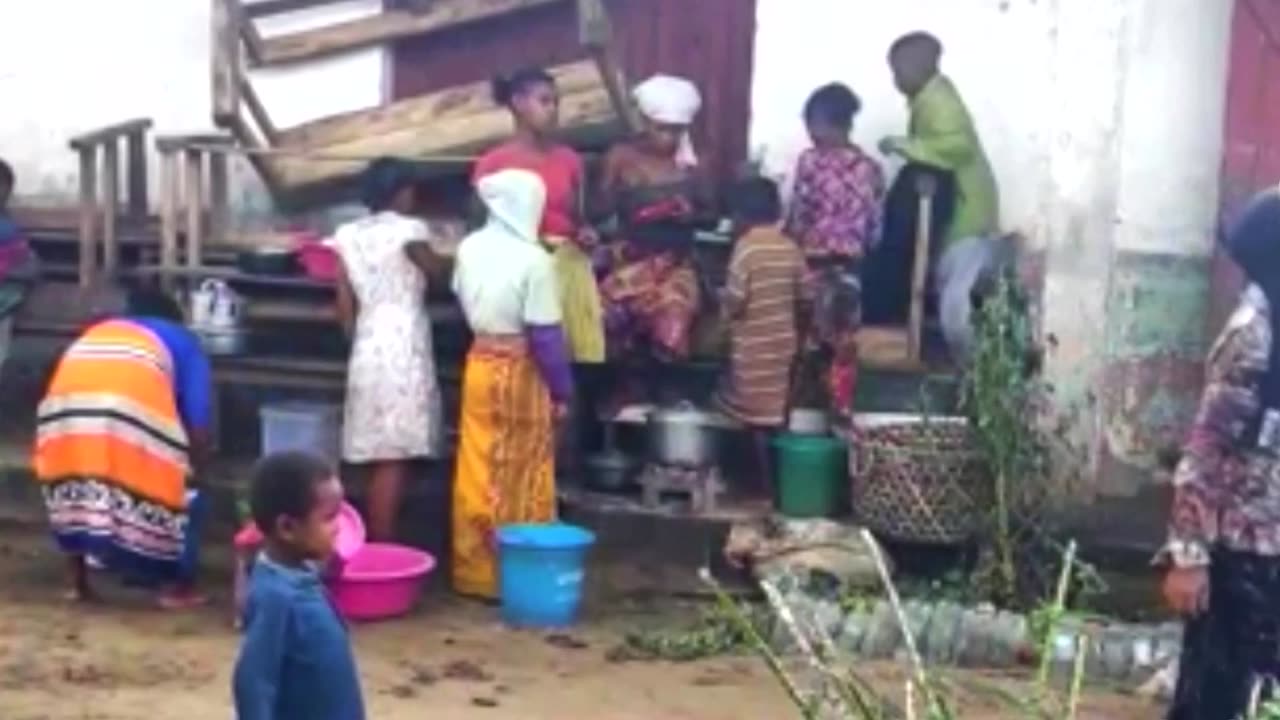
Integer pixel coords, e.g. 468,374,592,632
125,130,149,218
69,118,153,151
209,152,231,248
159,152,180,290
156,133,236,153
254,0,562,67
278,60,603,148
240,75,279,143
242,0,347,19
907,187,935,364
268,61,618,189
101,142,120,278
212,0,242,124
77,148,98,288
576,0,609,47
184,150,205,271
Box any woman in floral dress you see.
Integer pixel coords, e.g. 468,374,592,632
333,158,448,540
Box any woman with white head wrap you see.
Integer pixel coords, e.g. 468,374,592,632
451,168,569,599
631,74,703,168
596,74,710,404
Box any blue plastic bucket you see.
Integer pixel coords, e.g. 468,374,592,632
497,523,596,628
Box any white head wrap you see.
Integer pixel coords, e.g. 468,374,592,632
632,74,703,168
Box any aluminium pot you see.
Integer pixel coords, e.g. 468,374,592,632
646,401,721,468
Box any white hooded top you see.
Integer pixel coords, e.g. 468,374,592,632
452,169,562,334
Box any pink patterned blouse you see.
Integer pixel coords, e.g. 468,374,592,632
784,145,886,261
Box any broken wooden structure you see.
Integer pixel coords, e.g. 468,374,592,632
212,0,634,201
69,119,153,287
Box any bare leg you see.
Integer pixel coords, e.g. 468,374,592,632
65,554,94,602
367,460,407,541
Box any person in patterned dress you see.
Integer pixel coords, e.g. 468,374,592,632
333,158,449,540
1162,187,1280,720
785,83,884,423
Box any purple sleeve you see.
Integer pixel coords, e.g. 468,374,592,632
525,323,574,404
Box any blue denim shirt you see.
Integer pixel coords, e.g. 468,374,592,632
233,554,365,720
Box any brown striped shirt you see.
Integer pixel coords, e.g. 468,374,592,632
715,226,805,427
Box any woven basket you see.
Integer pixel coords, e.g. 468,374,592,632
850,415,990,545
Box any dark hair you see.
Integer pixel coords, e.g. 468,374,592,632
0,159,12,190
729,177,782,225
889,31,943,62
359,156,421,212
804,83,862,128
249,451,335,535
126,286,184,323
491,66,555,107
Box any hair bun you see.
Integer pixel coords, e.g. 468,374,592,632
491,74,513,106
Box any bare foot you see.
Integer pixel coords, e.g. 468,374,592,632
156,589,209,611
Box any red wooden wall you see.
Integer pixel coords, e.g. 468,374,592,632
389,0,758,182
1211,0,1280,332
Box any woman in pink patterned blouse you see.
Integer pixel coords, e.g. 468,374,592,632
785,84,885,423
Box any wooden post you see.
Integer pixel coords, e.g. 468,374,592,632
101,141,120,278
184,149,205,271
77,147,99,288
209,151,230,248
212,0,241,125
159,150,180,290
907,179,937,365
125,129,149,219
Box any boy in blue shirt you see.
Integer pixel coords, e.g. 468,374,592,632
234,452,365,720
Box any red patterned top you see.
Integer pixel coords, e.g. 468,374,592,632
1161,286,1280,568
784,145,885,260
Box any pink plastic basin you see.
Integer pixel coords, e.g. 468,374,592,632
329,543,436,621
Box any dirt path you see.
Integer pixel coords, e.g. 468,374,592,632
0,526,1159,719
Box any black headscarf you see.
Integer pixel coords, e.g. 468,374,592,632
1225,187,1280,431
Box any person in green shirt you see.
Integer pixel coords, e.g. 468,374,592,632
879,32,998,244
872,32,1004,363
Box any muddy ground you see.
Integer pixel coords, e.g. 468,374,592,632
0,525,1159,719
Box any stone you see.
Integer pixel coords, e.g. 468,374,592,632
810,599,845,641
1099,625,1135,681
902,601,933,658
988,611,1023,666
838,610,871,656
723,517,890,593
955,608,997,667
924,602,964,665
862,600,902,659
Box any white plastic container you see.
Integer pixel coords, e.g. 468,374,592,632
260,402,342,461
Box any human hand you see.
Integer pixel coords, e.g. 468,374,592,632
1162,565,1209,617
576,227,601,250
878,136,906,157
553,402,571,423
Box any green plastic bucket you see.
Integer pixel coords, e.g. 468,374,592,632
773,434,847,518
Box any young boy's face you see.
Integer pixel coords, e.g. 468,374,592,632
280,476,345,561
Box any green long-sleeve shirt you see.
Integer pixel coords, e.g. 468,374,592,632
902,74,999,244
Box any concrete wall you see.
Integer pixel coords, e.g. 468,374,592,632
0,0,386,211
752,0,1233,531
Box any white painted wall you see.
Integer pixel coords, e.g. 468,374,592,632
752,0,1234,494
0,0,386,207
751,0,1230,254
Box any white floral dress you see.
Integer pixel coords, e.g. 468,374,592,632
333,211,442,462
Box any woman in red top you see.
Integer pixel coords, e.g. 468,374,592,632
473,67,604,364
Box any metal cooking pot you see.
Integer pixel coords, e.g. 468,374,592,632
646,401,721,468
585,449,636,491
